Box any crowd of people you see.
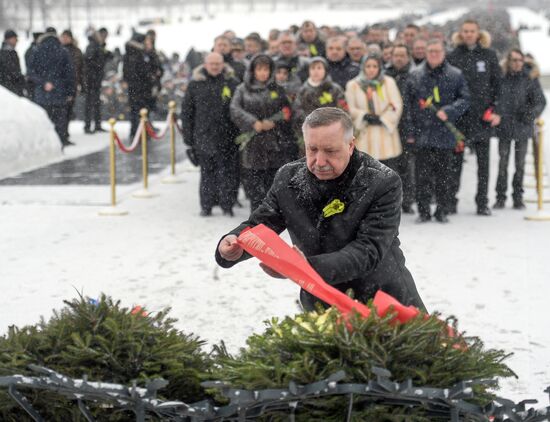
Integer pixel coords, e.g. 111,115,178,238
179,19,546,221
0,14,546,222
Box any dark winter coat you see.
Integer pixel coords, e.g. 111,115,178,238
181,65,240,156
385,62,413,141
293,77,346,127
28,34,75,106
272,54,309,82
0,42,25,96
406,61,470,149
215,149,426,311
123,40,154,106
230,54,297,170
143,49,164,110
495,69,546,140
64,43,83,91
327,56,360,93
447,31,501,136
83,36,112,91
298,36,326,57
223,53,246,82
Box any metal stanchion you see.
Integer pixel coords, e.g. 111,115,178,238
162,100,183,184
525,119,550,221
133,109,157,198
99,118,128,216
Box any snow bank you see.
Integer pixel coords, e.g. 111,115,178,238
0,87,61,179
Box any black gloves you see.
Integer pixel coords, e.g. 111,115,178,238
363,113,382,125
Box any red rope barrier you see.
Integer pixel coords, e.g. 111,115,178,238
173,114,184,134
113,121,143,153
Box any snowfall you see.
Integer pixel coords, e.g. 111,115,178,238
1,4,550,407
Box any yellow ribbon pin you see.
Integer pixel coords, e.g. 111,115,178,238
222,86,232,100
323,199,345,218
270,90,279,100
319,92,333,105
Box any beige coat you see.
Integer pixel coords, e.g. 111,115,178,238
345,75,403,160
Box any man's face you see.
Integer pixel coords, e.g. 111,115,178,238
245,39,261,56
5,36,17,48
460,23,479,47
305,122,354,180
204,55,224,76
213,38,230,55
347,39,366,62
382,46,393,63
60,34,71,45
326,39,346,62
301,25,317,43
268,40,279,56
412,40,426,60
426,42,445,69
403,28,418,47
391,47,409,69
278,35,296,57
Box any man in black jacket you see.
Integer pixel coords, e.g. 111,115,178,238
0,30,25,96
181,53,240,217
326,36,359,89
216,107,426,312
448,20,502,216
385,43,415,214
83,28,112,133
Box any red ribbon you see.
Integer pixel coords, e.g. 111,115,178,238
237,224,423,323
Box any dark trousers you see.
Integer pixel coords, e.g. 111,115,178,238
496,137,528,202
449,131,491,209
241,168,278,212
65,98,75,140
416,148,453,217
394,148,416,209
129,98,148,138
84,87,101,130
198,151,239,212
45,105,68,145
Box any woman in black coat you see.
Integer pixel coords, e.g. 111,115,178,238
230,54,297,211
494,49,546,210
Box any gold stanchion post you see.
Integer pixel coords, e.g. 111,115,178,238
133,108,157,198
162,100,183,184
525,119,550,221
99,118,128,216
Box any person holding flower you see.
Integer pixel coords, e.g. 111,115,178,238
345,54,403,171
230,54,297,212
405,39,470,223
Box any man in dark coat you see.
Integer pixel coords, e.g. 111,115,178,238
406,39,470,223
447,20,502,215
494,49,546,210
0,30,26,96
181,53,240,217
24,32,42,100
273,31,309,82
28,28,75,148
123,33,152,139
83,28,112,133
298,21,326,57
385,43,415,214
325,36,359,90
60,30,83,143
212,35,246,82
216,107,426,312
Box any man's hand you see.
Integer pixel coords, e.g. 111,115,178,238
218,235,244,261
44,82,54,92
436,110,448,121
253,121,263,132
259,262,286,279
490,113,501,127
261,120,275,131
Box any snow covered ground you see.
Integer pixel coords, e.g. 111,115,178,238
1,112,550,405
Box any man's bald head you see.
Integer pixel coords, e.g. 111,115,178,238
204,52,225,76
